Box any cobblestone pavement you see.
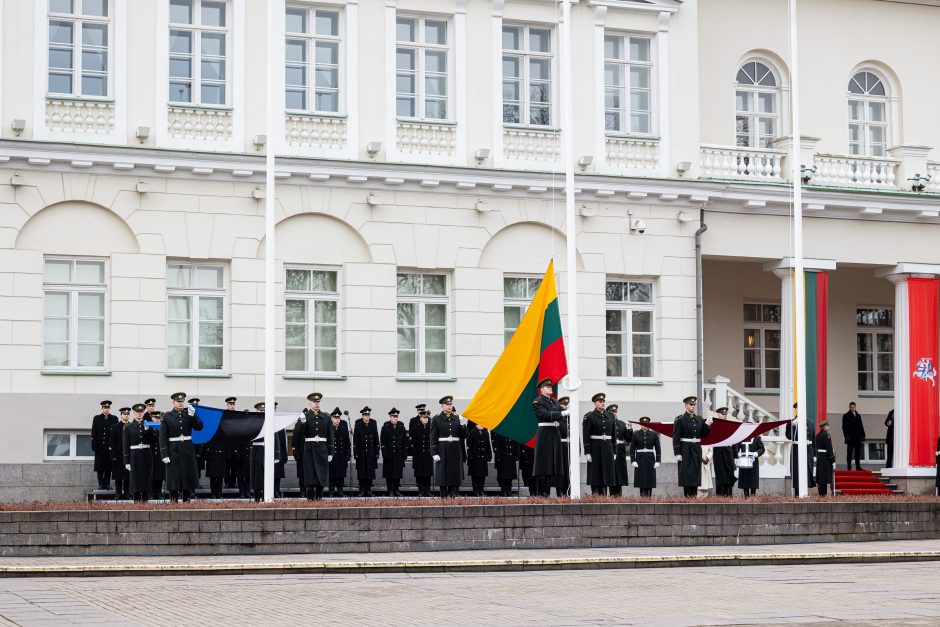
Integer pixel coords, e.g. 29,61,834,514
0,560,939,626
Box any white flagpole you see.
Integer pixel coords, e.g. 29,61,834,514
559,0,581,498
263,0,277,502
789,0,809,498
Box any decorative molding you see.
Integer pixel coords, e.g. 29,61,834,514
285,114,348,150
605,136,659,172
396,121,457,159
167,106,234,142
45,99,115,135
502,128,561,165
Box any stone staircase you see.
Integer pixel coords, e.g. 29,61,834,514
834,469,900,495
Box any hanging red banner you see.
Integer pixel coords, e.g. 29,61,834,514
907,277,940,466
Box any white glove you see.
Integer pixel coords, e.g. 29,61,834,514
162,457,170,464
632,461,638,468
676,455,682,462
585,454,592,462
187,405,195,416
613,454,617,460
433,454,441,462
328,455,333,462
299,416,306,424
561,409,570,417
275,459,280,464
125,464,131,471
654,462,660,469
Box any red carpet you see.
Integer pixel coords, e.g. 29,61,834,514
835,470,894,495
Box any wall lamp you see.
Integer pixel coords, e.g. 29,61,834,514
9,172,25,186
252,134,267,150
135,180,150,193
366,192,382,207
135,126,151,143
366,142,382,157
577,155,594,170
474,148,490,163
11,119,25,137
676,161,692,177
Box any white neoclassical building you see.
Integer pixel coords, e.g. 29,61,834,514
1,0,939,500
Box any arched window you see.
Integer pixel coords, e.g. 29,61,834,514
848,71,889,156
735,61,779,148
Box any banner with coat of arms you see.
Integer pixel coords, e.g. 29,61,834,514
908,277,939,466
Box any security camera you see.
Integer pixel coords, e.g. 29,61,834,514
630,218,647,234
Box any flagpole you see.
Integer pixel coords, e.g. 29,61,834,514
263,0,277,502
559,0,581,498
789,0,809,499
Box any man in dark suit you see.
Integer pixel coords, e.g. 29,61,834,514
884,409,895,468
841,402,866,471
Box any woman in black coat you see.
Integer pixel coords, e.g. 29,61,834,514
465,422,492,496
410,411,434,496
353,408,380,497
733,436,765,497
328,408,351,497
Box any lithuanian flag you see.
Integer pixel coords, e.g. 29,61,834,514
463,261,568,446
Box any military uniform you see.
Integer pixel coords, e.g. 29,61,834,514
381,410,408,496
430,396,465,497
146,406,166,499
230,443,252,498
734,436,765,497
203,442,227,499
328,409,351,497
814,423,836,496
466,423,492,496
158,393,204,502
250,402,285,501
298,393,332,500
91,401,116,490
491,432,519,496
532,379,566,497
409,413,434,496
672,396,711,497
353,410,380,497
712,445,736,497
292,426,305,486
123,406,156,502
110,411,131,499
786,417,816,493
629,419,660,496
409,404,427,434
611,410,632,496
583,393,616,495
555,397,571,496
519,441,535,495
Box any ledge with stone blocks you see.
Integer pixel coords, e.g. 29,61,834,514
0,501,937,557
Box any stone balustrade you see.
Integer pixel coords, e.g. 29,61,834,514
700,144,786,182
813,153,899,189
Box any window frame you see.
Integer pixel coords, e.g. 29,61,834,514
43,430,94,461
856,306,894,394
168,0,231,107
501,22,555,128
165,262,228,374
605,279,656,381
848,70,890,157
396,272,449,377
42,256,109,373
394,14,451,122
285,3,344,115
503,274,542,347
284,265,342,376
603,31,654,137
862,440,886,464
743,302,782,393
47,0,113,99
734,59,780,149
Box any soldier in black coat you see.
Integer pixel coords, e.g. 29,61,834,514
159,392,204,502
123,404,156,502
786,403,816,494
734,435,765,497
298,392,332,500
250,402,284,502
203,440,227,499
815,421,837,495
409,403,427,433
712,408,736,497
188,398,205,490
672,395,711,497
292,425,305,486
381,408,408,496
354,407,380,496
230,442,252,498
629,417,660,496
610,405,632,496
328,408,351,497
555,396,571,496
146,404,165,499
519,442,535,496
583,392,616,495
91,400,116,490
430,395,466,498
532,378,568,497
465,421,493,496
491,431,518,497
409,411,434,496
110,408,131,499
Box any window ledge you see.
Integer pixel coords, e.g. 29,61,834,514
286,110,346,119
396,118,457,126
165,371,232,378
858,391,895,398
46,95,115,104
41,369,111,376
396,375,457,382
168,103,234,112
743,388,779,395
607,378,663,386
503,124,560,133
605,133,660,141
283,373,347,381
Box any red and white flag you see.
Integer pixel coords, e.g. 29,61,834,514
629,417,791,447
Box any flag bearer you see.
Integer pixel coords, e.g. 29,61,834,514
629,417,660,497
532,378,568,497
555,396,571,496
124,403,156,502
159,392,203,502
712,408,737,497
430,395,465,498
734,435,765,498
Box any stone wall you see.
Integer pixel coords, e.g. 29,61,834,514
1,501,937,557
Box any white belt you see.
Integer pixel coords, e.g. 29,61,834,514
305,436,326,442
616,440,626,445
560,438,569,443
169,435,191,442
816,449,828,453
130,444,150,450
635,448,655,453
252,441,265,446
537,422,559,427
680,438,700,443
591,435,612,440
439,436,460,442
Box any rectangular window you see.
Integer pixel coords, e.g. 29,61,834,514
44,430,94,460
166,263,226,372
395,15,449,120
857,307,894,393
43,258,107,371
169,0,229,105
864,440,886,463
603,33,652,134
743,303,781,391
502,23,552,126
285,4,341,113
397,272,448,375
503,275,542,346
284,267,340,374
606,280,654,379
48,0,111,97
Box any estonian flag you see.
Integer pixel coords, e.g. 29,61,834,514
146,405,299,445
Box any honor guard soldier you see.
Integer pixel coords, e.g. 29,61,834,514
229,439,252,498
629,417,660,497
815,420,836,496
734,434,765,497
328,408,351,497
110,407,131,499
582,393,616,495
410,403,427,433
353,407,380,496
610,404,632,496
203,439,227,500
711,407,736,497
786,403,816,495
555,396,571,496
466,421,493,497
519,441,535,496
250,402,284,501
430,395,466,498
410,410,434,496
298,392,332,500
188,398,206,490
124,404,156,502
159,392,204,502
532,378,568,497
491,430,519,497
381,408,408,496
91,400,116,490
673,396,711,498
146,403,166,499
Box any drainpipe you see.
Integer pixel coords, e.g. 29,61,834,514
695,203,708,410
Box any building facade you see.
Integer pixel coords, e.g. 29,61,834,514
1,0,938,500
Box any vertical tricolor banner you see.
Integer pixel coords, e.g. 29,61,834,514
907,277,939,466
803,271,828,433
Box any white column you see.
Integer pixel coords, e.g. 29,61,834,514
345,0,360,160
383,0,397,161
454,0,468,166
591,5,607,173
656,11,671,178
491,0,506,169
